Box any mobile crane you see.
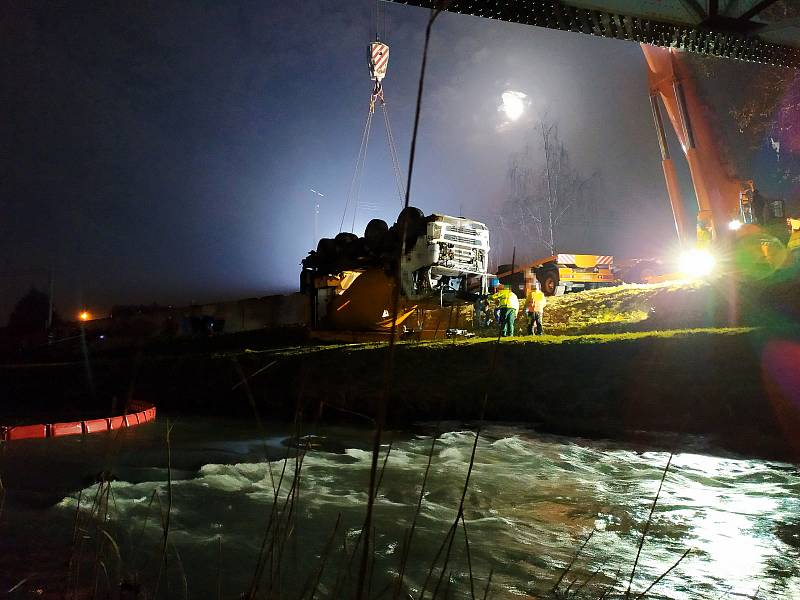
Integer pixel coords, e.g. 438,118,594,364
497,44,792,295
644,44,789,276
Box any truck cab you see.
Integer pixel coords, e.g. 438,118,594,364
400,214,490,301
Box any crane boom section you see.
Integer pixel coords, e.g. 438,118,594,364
642,45,745,243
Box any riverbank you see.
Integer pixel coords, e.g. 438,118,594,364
2,324,799,460
3,278,800,459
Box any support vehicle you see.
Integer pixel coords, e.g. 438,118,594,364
497,253,615,297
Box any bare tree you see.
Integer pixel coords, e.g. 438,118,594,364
501,120,597,257
685,52,800,192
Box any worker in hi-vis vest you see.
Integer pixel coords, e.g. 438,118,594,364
696,218,713,249
488,283,519,337
526,281,547,336
788,217,800,262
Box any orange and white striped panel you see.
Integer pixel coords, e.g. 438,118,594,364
556,254,614,267
369,42,389,81
556,254,576,265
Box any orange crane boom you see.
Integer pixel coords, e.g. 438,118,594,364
643,44,747,246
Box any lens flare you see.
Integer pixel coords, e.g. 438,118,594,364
734,232,787,279
679,248,716,278
499,91,526,121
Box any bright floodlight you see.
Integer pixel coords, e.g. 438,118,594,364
679,249,716,278
500,91,526,121
728,219,743,231
79,311,90,322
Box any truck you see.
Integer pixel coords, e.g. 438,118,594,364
301,207,490,336
497,253,615,298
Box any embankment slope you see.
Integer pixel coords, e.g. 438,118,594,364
2,279,799,459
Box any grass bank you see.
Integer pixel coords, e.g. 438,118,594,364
3,325,799,460
3,278,799,458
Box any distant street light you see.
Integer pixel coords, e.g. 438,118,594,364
79,310,91,322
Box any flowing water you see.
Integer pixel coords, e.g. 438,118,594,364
1,418,798,599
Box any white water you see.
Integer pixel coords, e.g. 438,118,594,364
1,419,798,598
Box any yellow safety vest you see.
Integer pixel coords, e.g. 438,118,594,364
789,231,800,251
526,290,547,312
696,225,712,249
489,289,519,310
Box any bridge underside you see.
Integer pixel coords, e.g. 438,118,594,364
389,1,800,68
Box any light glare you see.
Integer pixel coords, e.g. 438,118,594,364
679,249,716,278
728,219,743,231
500,91,526,121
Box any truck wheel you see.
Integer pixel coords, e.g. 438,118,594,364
537,269,559,296
397,206,424,227
623,260,658,284
364,218,389,249
334,232,358,246
316,238,337,260
334,232,358,257
396,207,425,247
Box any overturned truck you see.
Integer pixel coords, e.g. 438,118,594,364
301,207,490,337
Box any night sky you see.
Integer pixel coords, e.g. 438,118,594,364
1,1,792,321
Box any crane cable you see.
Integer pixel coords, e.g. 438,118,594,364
372,7,406,209
351,103,375,233
339,105,374,233
339,35,406,234
380,99,407,207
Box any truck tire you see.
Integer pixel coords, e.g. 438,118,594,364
334,232,358,246
364,219,389,249
334,232,359,264
537,268,560,296
623,261,657,284
396,207,425,247
316,237,337,260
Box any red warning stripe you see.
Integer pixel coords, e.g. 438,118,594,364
0,403,157,442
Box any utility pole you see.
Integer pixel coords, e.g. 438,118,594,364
314,201,319,248
310,188,325,249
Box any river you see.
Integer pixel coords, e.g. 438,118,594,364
0,418,798,599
